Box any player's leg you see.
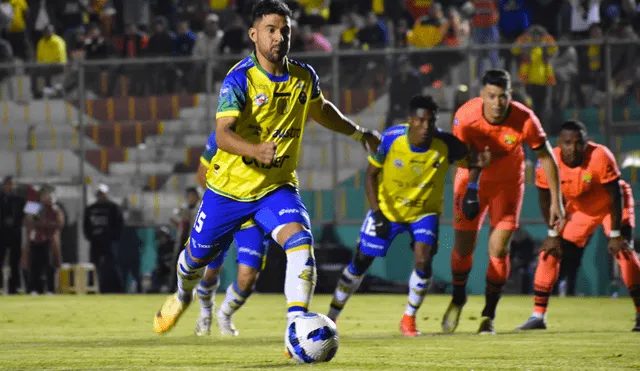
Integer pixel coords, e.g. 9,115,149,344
253,186,316,323
194,253,225,336
476,182,525,334
218,223,267,336
154,189,243,334
517,212,597,330
401,214,439,337
327,210,396,322
443,176,489,333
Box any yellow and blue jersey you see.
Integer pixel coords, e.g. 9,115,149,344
200,131,218,168
369,124,468,222
207,52,322,202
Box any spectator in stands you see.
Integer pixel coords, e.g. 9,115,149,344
175,20,197,92
357,11,388,49
32,25,67,99
528,0,565,38
394,18,410,48
608,19,639,102
29,0,58,47
498,0,531,74
289,19,306,52
405,0,434,20
0,176,26,295
56,0,88,40
339,12,360,49
87,0,116,37
219,13,249,55
302,24,332,52
123,0,149,32
512,25,557,120
85,22,109,60
552,34,580,109
471,0,500,76
23,185,64,295
386,56,422,128
109,23,147,96
152,0,178,30
587,23,604,96
153,226,175,293
193,14,224,92
147,16,176,94
4,0,32,61
83,183,124,293
0,37,13,92
569,0,601,97
177,0,209,32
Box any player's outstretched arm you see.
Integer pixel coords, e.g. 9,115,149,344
308,97,381,153
535,141,565,230
216,117,276,165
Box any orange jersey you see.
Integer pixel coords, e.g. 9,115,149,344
453,97,547,183
535,142,623,217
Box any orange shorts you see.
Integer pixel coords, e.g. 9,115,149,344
562,201,635,248
453,172,524,231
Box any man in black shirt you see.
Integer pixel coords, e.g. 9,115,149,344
83,184,124,293
0,176,26,294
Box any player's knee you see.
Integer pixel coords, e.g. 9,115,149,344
350,249,375,276
237,265,259,292
282,229,314,254
180,248,207,270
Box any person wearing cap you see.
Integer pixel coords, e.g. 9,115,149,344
83,183,124,293
193,13,225,91
22,185,64,295
0,176,26,294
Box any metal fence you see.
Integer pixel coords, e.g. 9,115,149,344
2,38,639,235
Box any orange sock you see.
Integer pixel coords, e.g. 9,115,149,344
481,255,510,319
616,251,640,313
533,251,560,315
451,248,473,306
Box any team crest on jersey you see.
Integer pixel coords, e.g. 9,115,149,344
504,134,517,145
394,159,404,168
254,93,268,106
453,117,459,126
582,173,593,183
411,165,422,175
299,91,307,104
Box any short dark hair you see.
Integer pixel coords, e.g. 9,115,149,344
560,120,588,138
482,69,511,90
251,0,292,24
409,95,439,115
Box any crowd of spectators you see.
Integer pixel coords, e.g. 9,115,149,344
0,0,638,124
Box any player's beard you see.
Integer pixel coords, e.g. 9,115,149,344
264,44,288,63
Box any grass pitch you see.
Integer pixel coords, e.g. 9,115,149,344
0,294,638,370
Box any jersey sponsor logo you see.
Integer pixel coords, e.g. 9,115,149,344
278,208,300,216
388,128,406,136
395,196,428,208
414,228,436,238
504,134,517,145
276,98,290,114
394,159,404,168
272,128,301,139
254,93,268,106
299,91,307,104
582,173,593,183
411,165,423,175
237,247,263,258
361,240,385,250
242,154,291,169
392,179,432,189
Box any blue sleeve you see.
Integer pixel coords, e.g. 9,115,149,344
307,64,322,100
368,126,406,167
200,131,218,166
216,69,248,118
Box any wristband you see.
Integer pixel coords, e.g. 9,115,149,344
467,182,479,190
350,127,364,141
610,230,621,238
547,229,559,238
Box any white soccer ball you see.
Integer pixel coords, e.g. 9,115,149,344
285,313,339,364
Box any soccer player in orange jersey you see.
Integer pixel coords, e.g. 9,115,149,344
516,120,640,332
442,69,565,334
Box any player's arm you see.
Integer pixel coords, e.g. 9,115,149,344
598,147,629,257
604,180,623,234
196,162,208,188
534,141,565,229
216,117,275,164
365,163,382,212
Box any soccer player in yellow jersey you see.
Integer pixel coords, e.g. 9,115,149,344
327,96,491,336
153,0,380,335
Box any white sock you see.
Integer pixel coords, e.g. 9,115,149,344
404,270,430,316
176,249,205,303
197,276,219,317
220,281,252,317
284,246,316,323
328,264,365,321
532,312,545,319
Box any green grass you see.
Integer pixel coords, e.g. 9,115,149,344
0,294,638,370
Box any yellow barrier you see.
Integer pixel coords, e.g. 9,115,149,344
185,147,191,167
100,149,107,172
158,121,164,134
150,175,157,191
45,102,51,125
15,152,20,174
135,123,142,144
107,98,114,121
128,97,135,121
321,145,327,169
58,152,63,174
51,125,56,148
114,123,121,147
154,193,160,218
344,89,352,114
3,101,8,125
36,152,43,174
66,102,72,124
172,95,179,118
8,127,13,150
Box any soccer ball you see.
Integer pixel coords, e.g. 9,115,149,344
285,313,339,364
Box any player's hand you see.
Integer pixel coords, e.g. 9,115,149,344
361,129,381,155
540,235,562,260
461,184,480,220
253,142,277,165
372,209,390,239
608,236,631,259
548,200,566,231
468,146,491,169
21,251,29,269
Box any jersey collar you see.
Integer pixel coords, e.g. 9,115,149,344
404,124,431,153
250,51,290,83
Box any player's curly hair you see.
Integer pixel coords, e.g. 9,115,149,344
409,95,439,114
252,0,292,24
560,120,588,138
482,69,511,90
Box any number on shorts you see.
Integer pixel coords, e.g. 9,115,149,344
362,214,377,237
194,211,207,233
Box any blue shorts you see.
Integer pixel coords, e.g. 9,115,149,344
358,210,439,257
190,185,310,262
207,222,271,270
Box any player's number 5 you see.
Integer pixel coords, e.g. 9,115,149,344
194,211,207,233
